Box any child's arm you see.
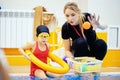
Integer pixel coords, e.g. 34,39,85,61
19,41,35,60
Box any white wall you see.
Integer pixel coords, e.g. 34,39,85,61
0,0,120,26
0,0,88,26
88,0,120,26
0,0,69,26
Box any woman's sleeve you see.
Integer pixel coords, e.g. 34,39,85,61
62,23,70,39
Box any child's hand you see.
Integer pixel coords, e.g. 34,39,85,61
19,48,31,61
23,50,31,61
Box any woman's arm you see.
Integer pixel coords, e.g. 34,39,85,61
63,39,74,59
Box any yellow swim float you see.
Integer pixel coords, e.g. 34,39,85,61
25,50,69,74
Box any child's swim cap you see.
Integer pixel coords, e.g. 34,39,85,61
36,25,49,37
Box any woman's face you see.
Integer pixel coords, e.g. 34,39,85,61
64,8,79,26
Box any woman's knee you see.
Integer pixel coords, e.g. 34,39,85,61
95,39,107,51
72,38,88,48
72,38,88,51
71,38,89,56
93,39,107,60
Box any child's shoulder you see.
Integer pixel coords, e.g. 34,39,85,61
46,43,50,48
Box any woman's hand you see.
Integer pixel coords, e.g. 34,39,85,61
65,50,74,60
88,13,100,30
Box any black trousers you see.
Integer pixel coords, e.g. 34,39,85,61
71,38,107,60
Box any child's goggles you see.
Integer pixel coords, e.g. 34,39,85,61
38,33,49,38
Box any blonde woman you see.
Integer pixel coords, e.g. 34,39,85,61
62,2,107,60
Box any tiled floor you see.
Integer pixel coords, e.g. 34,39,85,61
9,66,30,73
9,66,120,73
102,67,120,72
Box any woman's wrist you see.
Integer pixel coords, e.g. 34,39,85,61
65,51,74,59
98,24,107,30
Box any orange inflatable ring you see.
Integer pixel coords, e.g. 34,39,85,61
25,50,69,74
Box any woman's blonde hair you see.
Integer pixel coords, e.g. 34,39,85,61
63,2,84,27
64,2,86,39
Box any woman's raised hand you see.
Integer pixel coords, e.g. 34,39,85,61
88,13,100,30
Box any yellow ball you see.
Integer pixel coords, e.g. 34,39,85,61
82,21,91,30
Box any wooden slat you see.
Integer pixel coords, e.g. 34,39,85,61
3,48,21,55
6,55,30,66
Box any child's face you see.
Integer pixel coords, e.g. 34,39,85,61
38,32,49,44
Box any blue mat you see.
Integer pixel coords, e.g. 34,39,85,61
10,72,120,80
11,74,101,80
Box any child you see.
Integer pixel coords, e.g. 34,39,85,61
19,25,62,80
